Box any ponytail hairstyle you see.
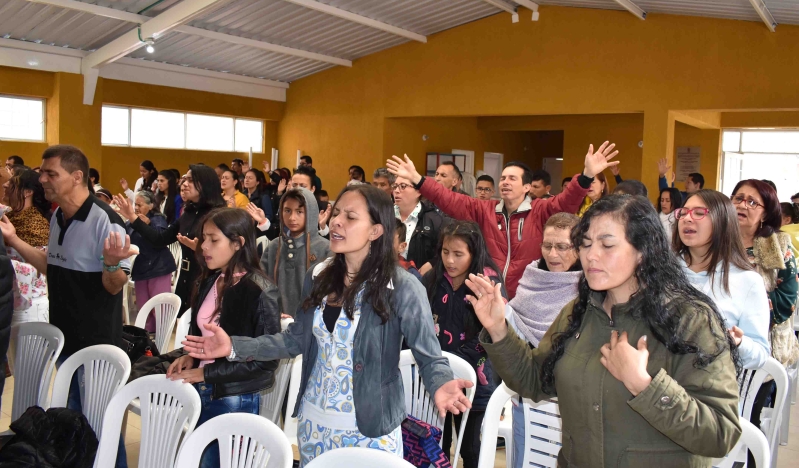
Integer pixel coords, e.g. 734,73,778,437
192,208,271,320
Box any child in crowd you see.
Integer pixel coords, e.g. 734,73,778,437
260,188,330,317
423,220,504,468
394,219,422,281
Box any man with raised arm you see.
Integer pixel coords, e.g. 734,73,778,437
387,142,618,298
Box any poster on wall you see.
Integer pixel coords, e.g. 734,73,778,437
676,146,701,181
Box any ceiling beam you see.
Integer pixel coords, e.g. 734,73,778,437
748,0,777,32
511,0,540,21
281,0,427,43
480,0,519,22
613,0,647,20
81,0,226,104
26,0,352,66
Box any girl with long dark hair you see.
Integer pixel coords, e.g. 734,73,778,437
242,168,275,231
115,164,225,314
2,169,50,248
658,187,683,243
167,208,280,468
182,184,473,466
155,169,182,224
673,190,769,370
423,220,503,468
121,160,157,201
468,195,741,466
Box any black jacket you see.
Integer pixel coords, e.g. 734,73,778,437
405,202,449,269
189,271,281,399
127,211,176,282
131,202,219,314
0,236,12,402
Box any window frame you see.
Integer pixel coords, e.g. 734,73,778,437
0,94,46,143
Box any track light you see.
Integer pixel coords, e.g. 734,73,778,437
145,40,155,54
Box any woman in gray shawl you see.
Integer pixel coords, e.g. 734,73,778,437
503,212,581,468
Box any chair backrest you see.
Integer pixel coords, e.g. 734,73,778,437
175,412,293,468
259,319,294,424
256,237,269,257
738,357,788,466
399,350,477,468
172,308,192,351
9,322,64,421
169,242,182,293
477,383,561,468
94,374,201,468
50,345,131,434
281,354,303,445
304,447,416,468
134,292,181,354
712,419,770,468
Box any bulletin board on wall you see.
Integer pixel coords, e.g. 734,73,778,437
676,146,701,181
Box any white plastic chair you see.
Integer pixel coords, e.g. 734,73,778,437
259,318,294,425
256,237,269,257
50,345,131,434
305,447,416,468
478,383,561,468
738,357,789,467
399,350,477,468
174,412,293,468
169,242,182,294
172,308,192,351
282,354,303,446
94,374,201,468
713,419,771,468
134,292,181,354
123,253,139,325
8,322,65,421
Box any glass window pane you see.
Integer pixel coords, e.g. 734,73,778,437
130,108,185,149
740,131,799,154
234,119,263,153
187,114,234,151
722,131,740,153
0,96,44,141
101,106,130,145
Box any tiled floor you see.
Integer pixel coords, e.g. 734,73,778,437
2,371,799,468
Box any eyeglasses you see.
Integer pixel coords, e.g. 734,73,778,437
541,242,573,252
391,183,411,192
674,207,710,220
732,194,764,210
475,187,494,193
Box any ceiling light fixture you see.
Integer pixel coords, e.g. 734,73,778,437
137,25,156,53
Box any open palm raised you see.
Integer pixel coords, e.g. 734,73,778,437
583,141,619,178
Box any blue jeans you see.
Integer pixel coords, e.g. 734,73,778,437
55,354,127,468
194,383,261,468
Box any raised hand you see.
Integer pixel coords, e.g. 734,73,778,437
277,178,287,195
729,326,744,346
386,154,422,185
182,323,233,360
241,162,250,173
583,142,619,178
113,195,136,222
246,202,266,225
434,379,474,417
599,331,652,396
610,164,620,177
177,233,198,251
465,274,507,342
120,178,129,192
657,158,672,178
318,204,332,229
103,232,133,266
262,161,271,173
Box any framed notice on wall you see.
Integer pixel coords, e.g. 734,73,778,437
676,146,701,181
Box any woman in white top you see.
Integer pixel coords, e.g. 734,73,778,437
120,160,158,202
673,189,770,369
658,187,682,244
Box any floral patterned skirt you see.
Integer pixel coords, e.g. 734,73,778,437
297,399,403,467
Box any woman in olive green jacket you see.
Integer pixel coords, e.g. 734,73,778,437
467,195,741,468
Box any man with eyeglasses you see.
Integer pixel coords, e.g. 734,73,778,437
388,142,619,298
475,175,495,200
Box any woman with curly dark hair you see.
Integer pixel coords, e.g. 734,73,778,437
468,194,741,467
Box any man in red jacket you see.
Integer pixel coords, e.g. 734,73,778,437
387,142,618,298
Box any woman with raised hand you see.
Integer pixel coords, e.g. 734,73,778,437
182,184,473,466
469,195,741,467
115,164,225,315
120,159,157,201
674,190,770,370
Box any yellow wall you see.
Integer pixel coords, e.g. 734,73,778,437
0,66,284,189
278,4,799,197
671,122,722,193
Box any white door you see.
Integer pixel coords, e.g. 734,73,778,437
542,158,563,194
482,152,503,198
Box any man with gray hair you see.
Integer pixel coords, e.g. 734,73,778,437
372,167,395,197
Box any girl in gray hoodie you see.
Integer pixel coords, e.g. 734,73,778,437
261,188,330,317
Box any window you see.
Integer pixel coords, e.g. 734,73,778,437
0,95,45,142
101,106,263,152
721,129,799,200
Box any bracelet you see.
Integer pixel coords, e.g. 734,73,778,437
99,256,122,273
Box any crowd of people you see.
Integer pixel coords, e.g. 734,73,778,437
0,144,798,468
